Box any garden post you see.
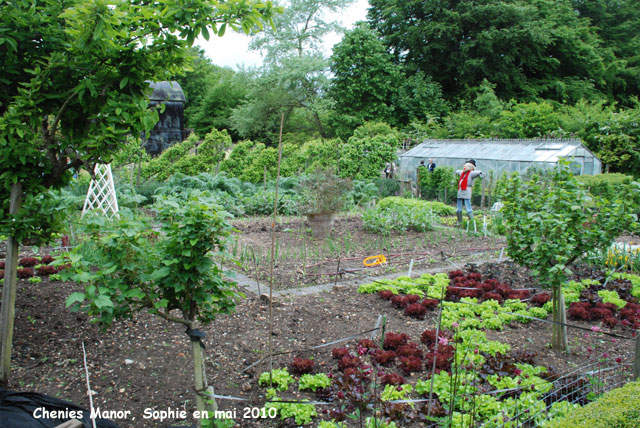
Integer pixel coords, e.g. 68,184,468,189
0,182,23,386
189,327,217,425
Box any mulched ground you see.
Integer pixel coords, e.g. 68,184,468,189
6,260,637,428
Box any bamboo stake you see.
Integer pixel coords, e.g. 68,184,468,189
82,342,97,428
268,113,285,383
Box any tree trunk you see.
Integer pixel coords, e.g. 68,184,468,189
0,183,23,386
189,323,217,426
551,285,568,351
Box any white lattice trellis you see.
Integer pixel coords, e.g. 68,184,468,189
82,164,119,218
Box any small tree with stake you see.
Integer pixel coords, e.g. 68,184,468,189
64,195,239,423
501,160,638,351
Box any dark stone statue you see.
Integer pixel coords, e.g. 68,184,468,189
143,81,187,156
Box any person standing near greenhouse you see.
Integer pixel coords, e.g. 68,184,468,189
455,159,483,226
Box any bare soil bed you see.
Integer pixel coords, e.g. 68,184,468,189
230,214,505,289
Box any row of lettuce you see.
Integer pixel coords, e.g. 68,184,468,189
248,271,638,427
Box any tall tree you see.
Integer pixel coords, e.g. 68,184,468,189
232,0,355,142
329,23,448,139
329,23,400,139
367,0,616,104
571,0,640,105
0,0,275,386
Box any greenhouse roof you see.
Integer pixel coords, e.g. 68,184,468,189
401,138,594,163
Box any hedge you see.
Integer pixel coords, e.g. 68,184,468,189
377,196,456,216
548,380,640,428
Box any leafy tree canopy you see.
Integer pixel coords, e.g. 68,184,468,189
0,0,277,241
367,0,621,104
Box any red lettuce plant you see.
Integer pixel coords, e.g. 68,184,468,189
338,355,362,371
404,303,427,319
398,356,422,375
19,257,38,267
372,349,396,366
391,295,409,308
378,290,394,300
383,332,409,350
332,347,350,360
40,255,55,264
380,372,405,386
17,268,35,278
290,357,314,375
36,265,57,276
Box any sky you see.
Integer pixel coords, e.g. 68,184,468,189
195,0,370,69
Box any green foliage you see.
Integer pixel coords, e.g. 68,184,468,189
357,273,449,298
362,204,435,235
442,298,546,333
418,166,458,204
378,197,456,216
363,197,449,235
298,169,352,214
338,123,400,180
373,178,401,199
502,161,638,289
259,369,294,391
329,23,402,138
368,0,623,104
380,384,413,402
577,173,639,204
63,197,238,327
0,189,69,245
142,129,232,181
0,0,276,245
548,381,640,428
597,290,627,309
265,388,317,424
347,180,379,209
298,373,331,392
142,134,199,181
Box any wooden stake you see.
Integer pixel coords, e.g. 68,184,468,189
268,113,285,383
190,327,216,426
634,335,640,381
0,182,23,386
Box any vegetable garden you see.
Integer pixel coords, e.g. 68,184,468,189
3,162,640,428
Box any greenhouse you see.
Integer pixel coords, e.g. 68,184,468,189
398,138,601,183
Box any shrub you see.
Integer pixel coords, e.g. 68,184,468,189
290,357,315,375
548,381,640,428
